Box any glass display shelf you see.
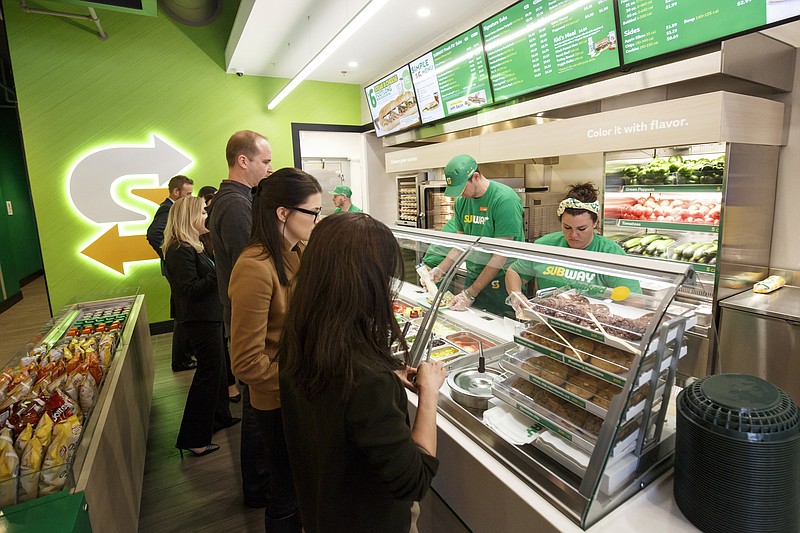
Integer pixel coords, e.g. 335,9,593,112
389,226,697,529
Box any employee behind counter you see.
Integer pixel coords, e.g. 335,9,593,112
505,183,641,318
428,154,524,316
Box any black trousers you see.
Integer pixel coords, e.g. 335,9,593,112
253,407,299,521
170,291,195,368
240,383,270,506
175,320,232,448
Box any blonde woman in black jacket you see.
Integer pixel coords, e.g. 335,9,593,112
163,196,239,457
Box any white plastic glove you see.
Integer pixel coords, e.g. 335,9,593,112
507,291,528,319
449,290,475,312
428,265,445,283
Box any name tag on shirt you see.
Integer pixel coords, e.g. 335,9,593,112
479,206,488,212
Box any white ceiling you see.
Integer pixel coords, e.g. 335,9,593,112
224,1,800,98
225,0,517,85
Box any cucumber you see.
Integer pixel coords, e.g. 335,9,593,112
653,238,675,253
700,243,718,259
627,244,645,255
681,242,704,259
672,241,695,256
691,242,716,262
645,237,673,254
622,237,643,250
639,233,670,246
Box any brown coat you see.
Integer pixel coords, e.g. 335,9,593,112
228,240,303,410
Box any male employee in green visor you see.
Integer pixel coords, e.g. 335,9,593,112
428,154,524,315
330,185,362,213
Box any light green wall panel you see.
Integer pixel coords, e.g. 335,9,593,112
3,0,361,322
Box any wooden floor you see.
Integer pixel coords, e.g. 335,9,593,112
0,276,53,362
0,275,469,533
137,332,264,532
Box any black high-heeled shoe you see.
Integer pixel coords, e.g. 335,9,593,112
178,443,220,458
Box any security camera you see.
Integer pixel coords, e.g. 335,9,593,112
235,70,244,77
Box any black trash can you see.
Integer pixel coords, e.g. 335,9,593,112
674,374,800,533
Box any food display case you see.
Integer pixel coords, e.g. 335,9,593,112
602,142,779,379
0,294,154,533
389,227,697,530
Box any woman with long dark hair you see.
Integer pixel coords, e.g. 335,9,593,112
279,212,446,533
162,196,237,457
228,167,322,532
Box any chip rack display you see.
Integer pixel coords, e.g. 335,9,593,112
0,294,154,533
389,226,698,530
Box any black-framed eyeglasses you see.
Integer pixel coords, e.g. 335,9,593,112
288,206,322,222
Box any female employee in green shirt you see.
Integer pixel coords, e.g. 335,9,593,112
505,182,640,317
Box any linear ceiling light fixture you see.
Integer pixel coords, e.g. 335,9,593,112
267,0,390,110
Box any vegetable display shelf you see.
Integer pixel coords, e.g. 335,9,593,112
605,218,719,234
0,295,153,533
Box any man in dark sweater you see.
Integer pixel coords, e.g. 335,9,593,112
146,174,197,372
208,130,273,508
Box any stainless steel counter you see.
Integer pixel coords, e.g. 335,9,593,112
717,285,800,403
719,285,800,322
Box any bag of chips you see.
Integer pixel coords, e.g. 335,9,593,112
39,414,82,496
78,373,98,415
17,436,43,503
0,427,19,507
35,412,54,451
14,424,33,457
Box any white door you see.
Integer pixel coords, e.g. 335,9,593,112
302,158,351,217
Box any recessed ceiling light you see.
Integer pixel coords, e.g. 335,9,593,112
417,7,430,17
348,61,359,68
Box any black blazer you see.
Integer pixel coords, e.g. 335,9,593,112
147,197,172,275
164,243,222,322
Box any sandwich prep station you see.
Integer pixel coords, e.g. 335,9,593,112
390,227,698,530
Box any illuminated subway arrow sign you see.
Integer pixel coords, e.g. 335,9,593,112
81,224,159,274
69,135,192,223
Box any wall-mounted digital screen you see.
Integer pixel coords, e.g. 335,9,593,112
619,0,800,65
409,26,493,124
365,65,422,137
482,0,620,102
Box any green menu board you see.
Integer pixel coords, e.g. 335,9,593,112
619,0,798,64
410,26,493,124
482,0,620,102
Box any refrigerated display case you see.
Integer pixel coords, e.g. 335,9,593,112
602,143,779,379
389,227,697,530
0,294,154,533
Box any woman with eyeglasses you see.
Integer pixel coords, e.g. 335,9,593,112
228,167,321,533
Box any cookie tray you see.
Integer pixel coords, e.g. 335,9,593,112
492,376,641,456
512,334,686,388
500,351,657,421
521,291,696,355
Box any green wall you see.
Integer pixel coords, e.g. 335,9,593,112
2,0,361,322
0,106,42,304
